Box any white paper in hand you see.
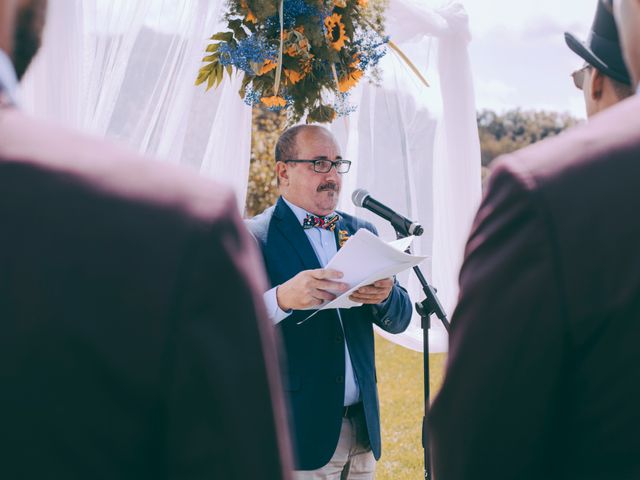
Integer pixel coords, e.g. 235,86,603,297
299,229,427,323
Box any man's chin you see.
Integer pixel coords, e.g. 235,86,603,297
316,192,339,211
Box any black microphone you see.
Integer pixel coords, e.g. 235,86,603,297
352,189,424,237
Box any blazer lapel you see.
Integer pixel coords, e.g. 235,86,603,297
272,197,322,272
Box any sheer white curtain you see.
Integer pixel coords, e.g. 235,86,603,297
332,0,481,353
20,0,253,209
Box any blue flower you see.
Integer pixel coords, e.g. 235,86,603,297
265,0,321,30
334,92,357,117
218,35,278,75
354,32,388,71
243,87,262,106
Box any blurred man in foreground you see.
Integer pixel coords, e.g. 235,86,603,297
430,0,640,479
0,1,292,478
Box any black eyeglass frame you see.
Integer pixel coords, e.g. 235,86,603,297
283,159,352,174
571,64,593,90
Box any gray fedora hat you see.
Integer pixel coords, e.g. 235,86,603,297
564,0,631,85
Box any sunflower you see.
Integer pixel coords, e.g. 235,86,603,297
357,0,369,7
284,68,304,85
338,68,364,92
284,28,311,59
301,56,314,74
338,230,350,248
240,0,257,23
256,59,277,76
246,10,257,23
261,96,287,108
324,13,348,51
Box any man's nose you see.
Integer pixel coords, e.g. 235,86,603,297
324,165,340,181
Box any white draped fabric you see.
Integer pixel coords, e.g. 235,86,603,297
332,1,481,352
20,0,254,209
20,0,481,353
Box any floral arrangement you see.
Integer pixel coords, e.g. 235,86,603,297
196,0,389,123
338,229,350,248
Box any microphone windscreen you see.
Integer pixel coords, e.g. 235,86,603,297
352,188,370,207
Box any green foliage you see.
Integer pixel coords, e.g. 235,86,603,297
245,107,288,218
478,108,581,166
246,0,278,19
195,37,231,91
375,335,446,480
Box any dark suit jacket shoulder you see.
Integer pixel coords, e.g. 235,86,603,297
430,96,640,480
0,109,292,480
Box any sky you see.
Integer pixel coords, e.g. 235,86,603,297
462,0,595,118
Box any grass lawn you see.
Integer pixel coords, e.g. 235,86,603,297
375,334,447,479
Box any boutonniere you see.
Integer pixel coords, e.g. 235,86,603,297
338,229,350,248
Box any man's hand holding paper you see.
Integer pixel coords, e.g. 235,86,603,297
349,278,394,305
276,268,349,311
299,229,426,320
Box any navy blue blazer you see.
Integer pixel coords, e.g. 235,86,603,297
246,197,412,470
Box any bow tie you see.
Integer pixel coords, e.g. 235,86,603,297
302,213,339,232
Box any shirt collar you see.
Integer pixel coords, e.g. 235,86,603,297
0,49,19,107
282,196,338,227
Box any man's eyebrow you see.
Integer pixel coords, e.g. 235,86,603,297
312,155,343,160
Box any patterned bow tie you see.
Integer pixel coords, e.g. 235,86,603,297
302,213,339,231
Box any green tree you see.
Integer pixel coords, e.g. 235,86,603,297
478,109,581,167
245,107,286,218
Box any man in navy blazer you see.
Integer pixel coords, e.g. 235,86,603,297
246,125,412,478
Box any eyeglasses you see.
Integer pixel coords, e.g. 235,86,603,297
284,159,352,174
571,64,592,90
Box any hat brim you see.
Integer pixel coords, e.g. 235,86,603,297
565,32,631,85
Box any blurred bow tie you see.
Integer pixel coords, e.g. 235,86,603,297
302,213,339,231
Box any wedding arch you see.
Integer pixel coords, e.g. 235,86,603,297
20,0,481,352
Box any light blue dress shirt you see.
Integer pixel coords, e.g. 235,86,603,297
263,197,360,406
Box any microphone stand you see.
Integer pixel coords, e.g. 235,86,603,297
396,230,450,480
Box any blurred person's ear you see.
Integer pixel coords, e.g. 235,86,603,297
589,68,605,100
0,0,19,54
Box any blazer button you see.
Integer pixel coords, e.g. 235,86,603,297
335,335,343,344
336,376,344,384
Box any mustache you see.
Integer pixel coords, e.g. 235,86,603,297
317,182,338,192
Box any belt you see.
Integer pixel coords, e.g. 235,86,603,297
342,402,363,418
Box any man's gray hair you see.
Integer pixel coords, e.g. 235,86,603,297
275,125,308,163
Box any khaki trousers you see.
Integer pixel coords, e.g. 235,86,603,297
294,413,375,480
